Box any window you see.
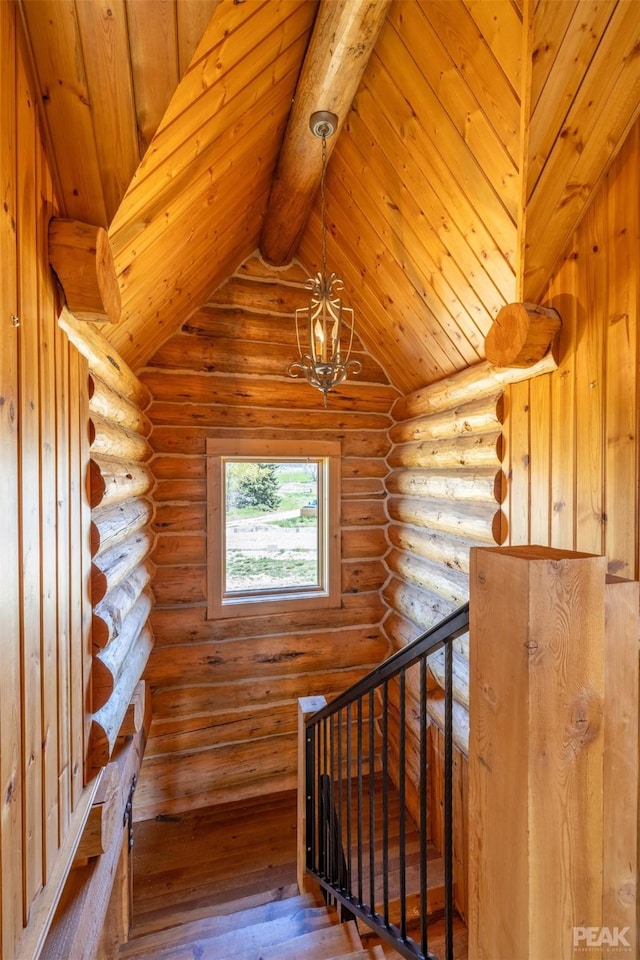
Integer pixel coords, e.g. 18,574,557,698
206,439,341,618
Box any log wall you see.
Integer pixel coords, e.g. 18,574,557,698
0,8,96,956
136,254,398,819
384,370,511,921
59,310,157,779
384,380,508,754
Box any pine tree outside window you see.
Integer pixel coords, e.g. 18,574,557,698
206,439,341,618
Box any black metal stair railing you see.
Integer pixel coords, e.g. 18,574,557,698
303,602,470,960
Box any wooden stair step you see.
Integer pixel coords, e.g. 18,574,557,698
121,892,322,956
328,948,386,960
120,905,346,960
222,919,364,960
133,857,298,919
379,881,446,926
130,881,303,938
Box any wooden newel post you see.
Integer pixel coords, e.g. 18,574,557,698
469,546,638,959
297,696,326,895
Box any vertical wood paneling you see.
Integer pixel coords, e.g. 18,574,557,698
548,252,577,550
508,380,530,544
17,35,44,916
605,122,639,579
20,0,109,226
1,13,97,950
125,0,179,155
74,0,139,221
37,137,60,879
575,201,605,556
55,326,72,841
0,1,24,952
79,355,93,779
505,116,640,577
68,349,84,810
176,0,220,76
528,373,550,546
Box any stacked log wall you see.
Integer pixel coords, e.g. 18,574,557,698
385,383,508,750
384,376,509,919
136,254,398,819
60,311,157,777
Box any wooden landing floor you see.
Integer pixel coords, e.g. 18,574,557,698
131,789,301,935
130,787,467,958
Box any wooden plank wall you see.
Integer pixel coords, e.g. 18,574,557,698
523,0,640,303
135,254,398,819
505,116,640,575
0,7,96,957
20,0,220,227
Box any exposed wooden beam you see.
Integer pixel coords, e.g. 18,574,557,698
260,0,391,266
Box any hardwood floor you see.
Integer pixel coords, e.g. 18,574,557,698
131,790,302,936
129,786,467,957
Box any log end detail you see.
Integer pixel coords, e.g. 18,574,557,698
485,302,562,368
49,218,121,324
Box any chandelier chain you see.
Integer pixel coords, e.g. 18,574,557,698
321,131,328,283
288,110,361,403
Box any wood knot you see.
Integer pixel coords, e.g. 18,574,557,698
563,687,602,759
4,775,16,805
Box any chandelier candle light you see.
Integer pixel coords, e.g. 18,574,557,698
288,111,361,405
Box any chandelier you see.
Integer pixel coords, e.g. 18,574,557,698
288,111,361,405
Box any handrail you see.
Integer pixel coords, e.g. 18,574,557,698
303,601,470,960
310,603,470,722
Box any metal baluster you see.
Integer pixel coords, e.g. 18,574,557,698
445,639,454,960
357,696,364,907
301,604,469,958
382,680,389,927
337,708,343,890
323,716,329,882
330,712,336,887
315,719,321,876
420,657,428,956
306,723,315,874
399,670,407,941
369,687,375,915
346,701,352,899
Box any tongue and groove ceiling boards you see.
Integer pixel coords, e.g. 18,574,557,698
18,0,640,393
19,0,221,227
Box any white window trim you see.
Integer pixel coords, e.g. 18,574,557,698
206,438,341,619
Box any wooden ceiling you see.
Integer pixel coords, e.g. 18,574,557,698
19,0,640,394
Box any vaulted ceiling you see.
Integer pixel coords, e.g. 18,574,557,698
20,0,640,393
